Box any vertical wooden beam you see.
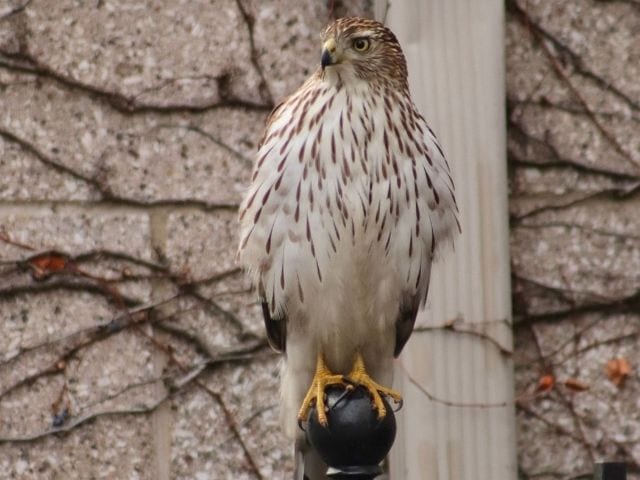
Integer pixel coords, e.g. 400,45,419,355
378,1,517,479
150,210,173,480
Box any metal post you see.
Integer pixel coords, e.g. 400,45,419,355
326,466,381,479
594,462,626,480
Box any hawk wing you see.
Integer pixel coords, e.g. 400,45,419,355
261,300,286,352
394,299,420,357
237,76,348,326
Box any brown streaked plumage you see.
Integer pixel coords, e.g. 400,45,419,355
237,17,459,479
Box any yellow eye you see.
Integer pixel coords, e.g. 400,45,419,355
352,38,371,52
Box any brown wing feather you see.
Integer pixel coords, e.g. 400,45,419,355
261,301,286,353
394,298,420,357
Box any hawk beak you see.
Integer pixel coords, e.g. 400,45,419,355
321,38,338,69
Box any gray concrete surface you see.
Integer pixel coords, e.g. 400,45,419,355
508,0,640,478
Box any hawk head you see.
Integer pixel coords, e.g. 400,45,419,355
320,17,408,90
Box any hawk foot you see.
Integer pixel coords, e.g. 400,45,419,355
298,354,348,427
345,353,402,419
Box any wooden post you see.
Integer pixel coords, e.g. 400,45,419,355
376,1,517,479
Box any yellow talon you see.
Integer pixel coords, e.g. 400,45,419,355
298,352,402,427
345,353,402,419
297,353,347,427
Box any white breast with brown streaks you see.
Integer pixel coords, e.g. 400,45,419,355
238,72,458,368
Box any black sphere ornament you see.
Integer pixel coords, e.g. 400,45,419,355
305,385,397,479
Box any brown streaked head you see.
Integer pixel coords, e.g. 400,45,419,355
320,17,408,90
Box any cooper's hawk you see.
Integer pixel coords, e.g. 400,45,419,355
238,17,459,478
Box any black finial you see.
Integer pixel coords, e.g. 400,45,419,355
305,385,397,479
594,462,626,480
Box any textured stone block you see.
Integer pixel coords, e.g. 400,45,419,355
0,416,155,479
0,73,263,204
0,208,158,470
99,112,260,205
170,358,290,479
511,197,640,310
520,0,640,105
515,312,640,476
22,0,266,106
0,206,151,259
165,209,264,340
166,210,238,280
0,125,97,201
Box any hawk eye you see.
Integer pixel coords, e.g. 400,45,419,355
352,37,371,52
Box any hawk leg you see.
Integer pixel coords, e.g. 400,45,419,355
298,353,347,427
298,352,403,427
345,353,402,419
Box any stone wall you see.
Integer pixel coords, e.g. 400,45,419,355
0,1,371,478
507,0,640,477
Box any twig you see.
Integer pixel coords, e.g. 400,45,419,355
511,0,640,174
0,228,36,251
197,382,266,480
152,124,253,167
0,395,175,443
414,317,513,356
134,326,266,480
0,51,273,114
399,362,509,408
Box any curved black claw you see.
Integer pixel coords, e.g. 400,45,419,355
392,396,404,412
